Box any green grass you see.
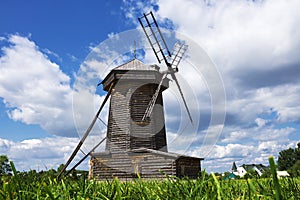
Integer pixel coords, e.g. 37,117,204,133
0,157,300,199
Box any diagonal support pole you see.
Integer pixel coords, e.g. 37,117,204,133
57,82,114,180
64,136,106,177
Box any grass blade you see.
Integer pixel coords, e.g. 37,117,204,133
269,156,282,200
212,172,222,200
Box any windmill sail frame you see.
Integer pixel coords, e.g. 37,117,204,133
139,11,192,124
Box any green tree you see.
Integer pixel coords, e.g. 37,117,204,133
277,148,297,170
295,143,300,160
57,164,65,173
0,155,12,175
243,169,260,179
288,160,300,177
260,168,272,178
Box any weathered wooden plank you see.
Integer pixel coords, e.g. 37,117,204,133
90,60,202,180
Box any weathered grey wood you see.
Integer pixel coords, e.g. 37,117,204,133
90,148,202,180
90,59,203,180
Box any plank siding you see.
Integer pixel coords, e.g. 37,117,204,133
176,157,201,178
90,151,177,180
104,68,168,152
90,59,203,180
90,149,202,180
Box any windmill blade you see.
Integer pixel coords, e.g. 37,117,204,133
170,72,193,124
139,12,191,123
170,43,188,71
142,73,167,121
57,82,114,180
65,136,106,177
138,11,171,66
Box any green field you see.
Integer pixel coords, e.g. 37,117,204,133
0,157,299,199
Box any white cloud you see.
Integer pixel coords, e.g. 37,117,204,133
0,35,106,141
0,138,14,153
155,0,300,71
1,0,300,173
128,0,300,172
42,48,62,62
255,118,267,128
189,140,298,172
67,53,78,62
0,136,93,171
0,35,76,136
221,130,248,143
226,84,300,127
254,85,300,123
212,143,254,159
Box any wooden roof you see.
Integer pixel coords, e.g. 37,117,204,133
114,59,159,71
101,59,164,91
91,148,204,160
129,148,204,160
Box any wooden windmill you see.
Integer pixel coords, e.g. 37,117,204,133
58,12,203,180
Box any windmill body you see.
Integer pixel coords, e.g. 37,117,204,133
89,59,203,180
102,59,168,153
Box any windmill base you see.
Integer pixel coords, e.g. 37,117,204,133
89,148,203,180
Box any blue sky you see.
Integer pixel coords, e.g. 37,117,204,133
1,0,300,172
0,1,129,140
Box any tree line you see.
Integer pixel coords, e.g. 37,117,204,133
1,142,300,179
0,155,88,182
277,142,300,176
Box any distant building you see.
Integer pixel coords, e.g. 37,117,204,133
240,164,269,176
225,162,290,180
223,172,237,180
233,166,247,177
229,162,268,178
277,171,290,178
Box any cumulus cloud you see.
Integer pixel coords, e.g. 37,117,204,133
0,137,87,171
192,140,298,172
0,35,77,136
0,35,106,139
0,32,148,170
122,0,300,172
155,0,300,71
1,0,300,173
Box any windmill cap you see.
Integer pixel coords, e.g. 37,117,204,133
113,58,159,71
101,59,167,91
